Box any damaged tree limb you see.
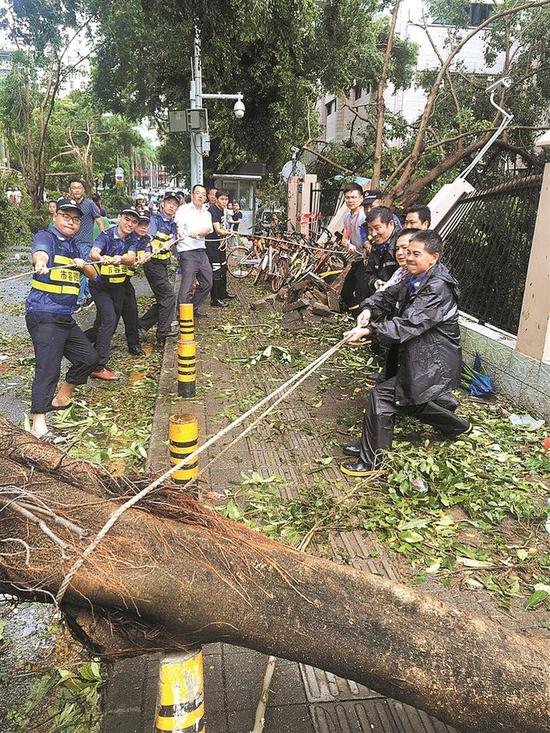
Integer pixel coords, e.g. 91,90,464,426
0,418,548,733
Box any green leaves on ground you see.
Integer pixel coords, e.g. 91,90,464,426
7,661,103,733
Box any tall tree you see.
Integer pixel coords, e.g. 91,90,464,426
308,0,550,206
0,3,98,208
87,0,416,179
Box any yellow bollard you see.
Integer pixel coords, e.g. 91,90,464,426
169,414,199,492
177,340,197,398
179,303,195,341
155,649,205,733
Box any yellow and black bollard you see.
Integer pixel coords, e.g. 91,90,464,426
178,303,195,341
169,414,199,494
155,649,205,733
177,340,197,398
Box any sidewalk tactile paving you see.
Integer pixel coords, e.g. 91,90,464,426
300,664,382,702
310,699,457,733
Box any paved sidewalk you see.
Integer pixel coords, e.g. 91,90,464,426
117,280,459,733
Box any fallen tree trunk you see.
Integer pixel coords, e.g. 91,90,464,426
0,419,548,733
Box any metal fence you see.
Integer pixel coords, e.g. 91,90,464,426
309,186,343,237
436,175,542,335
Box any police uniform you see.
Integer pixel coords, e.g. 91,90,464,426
122,219,152,353
85,224,137,370
138,203,177,339
25,222,99,414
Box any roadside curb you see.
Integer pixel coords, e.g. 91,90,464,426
102,320,211,733
102,337,176,733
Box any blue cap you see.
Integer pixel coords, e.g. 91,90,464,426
56,197,83,215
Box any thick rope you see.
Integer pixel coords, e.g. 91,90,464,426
169,337,350,497
55,337,349,604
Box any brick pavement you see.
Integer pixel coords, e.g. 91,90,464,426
103,280,459,733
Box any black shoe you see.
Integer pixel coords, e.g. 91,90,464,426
447,422,473,441
342,443,361,457
222,292,237,300
340,460,381,477
157,330,179,342
194,311,209,319
210,299,229,308
128,344,145,356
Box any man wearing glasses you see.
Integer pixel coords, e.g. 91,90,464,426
25,198,100,443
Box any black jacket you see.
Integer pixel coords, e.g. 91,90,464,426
363,228,399,297
361,263,462,406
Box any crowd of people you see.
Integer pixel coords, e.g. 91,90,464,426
24,182,241,442
338,183,470,477
24,179,470,468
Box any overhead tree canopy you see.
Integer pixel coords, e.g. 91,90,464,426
86,0,417,180
306,0,550,205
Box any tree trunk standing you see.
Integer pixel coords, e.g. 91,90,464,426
371,0,402,189
0,423,548,733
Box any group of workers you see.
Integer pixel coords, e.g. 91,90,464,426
24,183,243,443
337,183,471,477
25,180,471,473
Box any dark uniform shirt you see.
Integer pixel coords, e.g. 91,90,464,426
26,225,82,315
206,205,224,244
126,233,152,278
93,226,137,286
148,213,177,260
230,210,242,232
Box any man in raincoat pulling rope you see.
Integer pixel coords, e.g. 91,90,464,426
341,230,472,477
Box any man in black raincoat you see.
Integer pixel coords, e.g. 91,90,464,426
340,230,471,477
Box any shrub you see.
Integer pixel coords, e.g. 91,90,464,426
100,188,134,217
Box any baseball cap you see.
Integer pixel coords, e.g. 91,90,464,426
363,190,383,206
56,197,83,215
120,205,140,219
137,210,151,223
163,191,179,202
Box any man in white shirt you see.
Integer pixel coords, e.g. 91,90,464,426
174,184,213,317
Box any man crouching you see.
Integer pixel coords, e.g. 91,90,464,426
341,230,471,477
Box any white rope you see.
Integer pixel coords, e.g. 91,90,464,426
55,337,349,604
172,337,348,496
0,260,102,284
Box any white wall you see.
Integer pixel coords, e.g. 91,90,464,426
315,0,506,139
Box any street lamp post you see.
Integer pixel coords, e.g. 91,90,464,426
189,26,245,188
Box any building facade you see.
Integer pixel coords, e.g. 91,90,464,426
315,0,504,144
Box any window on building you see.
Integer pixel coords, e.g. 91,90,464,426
325,98,336,116
468,3,493,25
431,2,492,26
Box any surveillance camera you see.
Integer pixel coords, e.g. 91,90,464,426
233,99,245,119
485,76,513,94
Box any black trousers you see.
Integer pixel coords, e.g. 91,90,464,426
26,312,99,413
86,283,125,368
140,259,176,338
207,241,229,302
121,279,139,347
340,259,369,311
360,376,469,468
